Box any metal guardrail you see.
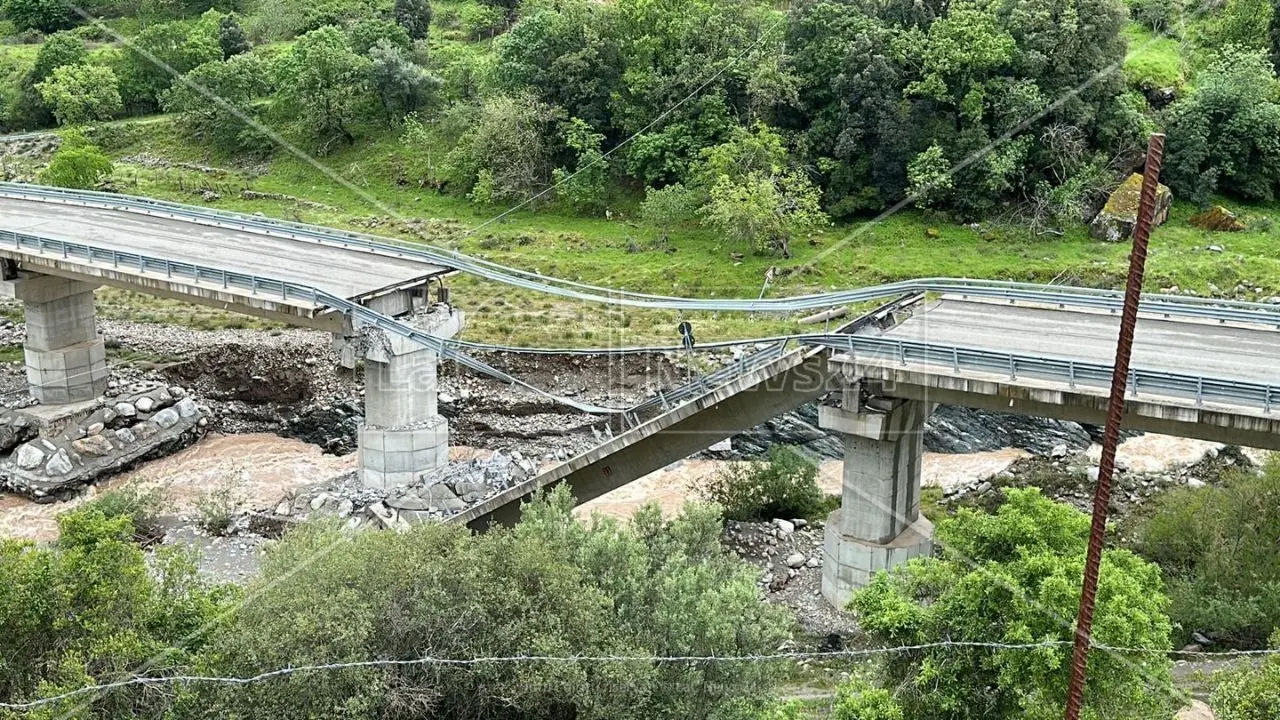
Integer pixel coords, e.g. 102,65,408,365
3,182,1280,325
805,335,1278,414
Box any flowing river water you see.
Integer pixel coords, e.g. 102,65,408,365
0,432,1254,543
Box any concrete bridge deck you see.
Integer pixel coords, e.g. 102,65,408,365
0,194,449,329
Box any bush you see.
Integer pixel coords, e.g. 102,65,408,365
36,64,122,125
39,133,114,188
82,482,166,544
2,0,71,33
0,506,226,716
194,474,246,535
1211,632,1280,720
443,92,557,202
831,680,905,720
459,0,506,39
176,487,792,719
698,445,827,522
1129,458,1280,648
852,488,1175,720
1129,0,1182,33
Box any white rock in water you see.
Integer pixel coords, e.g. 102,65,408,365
13,442,44,470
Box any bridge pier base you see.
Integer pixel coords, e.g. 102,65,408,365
0,274,107,405
818,396,934,610
353,306,464,491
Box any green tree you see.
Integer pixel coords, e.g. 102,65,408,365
552,117,609,213
640,182,698,239
115,21,222,115
347,17,411,55
2,0,71,32
32,32,87,82
272,25,372,149
36,64,123,125
831,680,905,720
1207,0,1276,51
444,93,557,202
218,14,251,58
368,40,441,121
176,488,791,719
852,488,1174,720
0,504,225,716
1129,458,1280,648
1164,46,1280,203
393,0,431,40
163,54,269,153
697,445,827,521
1129,0,1183,33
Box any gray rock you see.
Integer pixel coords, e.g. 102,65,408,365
169,386,187,399
453,479,490,502
337,499,355,518
114,402,137,418
387,494,429,511
114,428,137,444
71,435,114,457
422,483,466,513
310,493,330,511
44,448,73,476
132,422,157,441
785,553,807,569
135,396,156,413
773,519,795,535
152,408,180,429
1051,443,1068,458
175,398,198,418
13,442,45,470
274,501,291,516
1187,478,1206,488
86,422,105,435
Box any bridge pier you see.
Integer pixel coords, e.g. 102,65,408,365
0,274,107,405
818,395,934,609
349,305,464,490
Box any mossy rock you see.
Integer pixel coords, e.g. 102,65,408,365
1188,205,1246,232
1089,173,1172,242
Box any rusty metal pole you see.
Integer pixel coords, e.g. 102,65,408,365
1063,133,1166,720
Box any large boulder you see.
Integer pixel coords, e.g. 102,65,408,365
1090,173,1173,242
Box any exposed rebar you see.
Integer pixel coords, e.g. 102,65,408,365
1063,132,1166,720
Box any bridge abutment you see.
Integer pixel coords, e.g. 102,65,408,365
1,274,107,405
348,305,464,490
818,396,934,609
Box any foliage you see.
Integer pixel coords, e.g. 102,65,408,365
698,445,827,522
459,0,507,39
36,64,122,125
640,182,698,238
1164,46,1280,203
444,92,557,202
81,482,167,544
0,505,226,717
1129,0,1182,34
1129,458,1280,648
218,14,250,58
347,17,411,56
163,53,269,153
1205,0,1276,52
2,0,71,33
368,39,441,121
393,0,431,40
272,25,372,150
115,20,222,115
551,117,608,213
175,487,791,719
194,475,245,536
1211,632,1280,720
31,31,87,81
831,680,905,720
906,143,954,208
852,488,1174,720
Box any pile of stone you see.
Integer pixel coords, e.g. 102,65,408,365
2,380,208,498
274,449,539,529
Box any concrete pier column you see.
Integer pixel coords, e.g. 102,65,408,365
818,397,934,609
0,274,106,405
353,305,464,490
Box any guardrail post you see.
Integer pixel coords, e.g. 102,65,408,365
1129,368,1137,397
37,237,44,254
1068,361,1076,388
898,341,906,366
1196,377,1203,406
1266,387,1272,414
164,259,171,278
222,272,228,289
1008,355,1016,380
251,277,258,295
952,346,959,373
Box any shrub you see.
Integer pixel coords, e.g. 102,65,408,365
698,445,827,522
39,134,114,188
36,64,122,125
2,0,71,33
1129,0,1182,33
178,487,792,719
831,680,905,720
459,0,506,39
82,482,167,544
1129,458,1280,647
852,488,1175,720
640,182,698,239
1211,631,1280,720
194,474,246,535
443,92,557,202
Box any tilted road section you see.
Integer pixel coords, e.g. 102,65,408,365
0,192,450,329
